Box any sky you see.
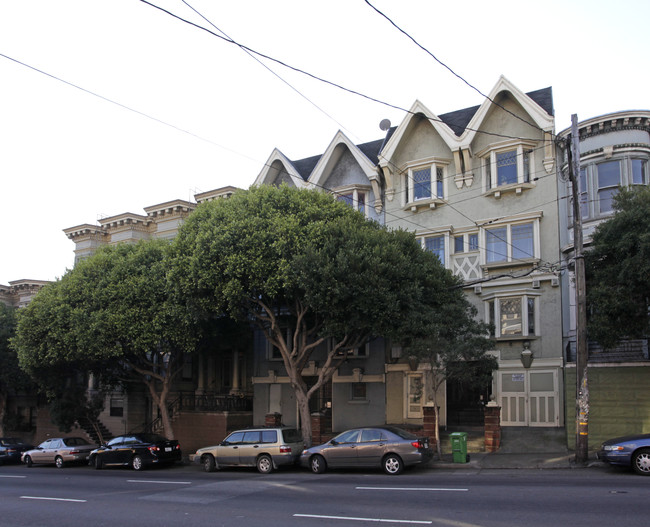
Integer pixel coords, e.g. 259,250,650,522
1,0,648,285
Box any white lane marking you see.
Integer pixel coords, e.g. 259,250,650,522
0,475,26,478
356,487,468,492
21,496,86,503
294,514,432,524
127,479,191,485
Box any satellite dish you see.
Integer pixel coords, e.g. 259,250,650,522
379,119,391,131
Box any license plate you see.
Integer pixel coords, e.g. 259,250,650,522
165,447,172,452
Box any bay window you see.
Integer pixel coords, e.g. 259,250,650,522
424,235,445,264
404,160,447,205
483,143,535,192
487,296,537,338
484,221,536,264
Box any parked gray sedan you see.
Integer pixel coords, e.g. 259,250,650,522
22,437,97,468
301,426,432,475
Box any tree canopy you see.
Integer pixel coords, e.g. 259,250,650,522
14,240,199,439
586,185,650,348
171,184,492,444
0,303,35,435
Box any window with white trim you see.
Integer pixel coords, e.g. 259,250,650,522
484,222,535,264
483,144,534,191
424,235,445,264
337,189,366,215
454,233,479,254
405,162,447,203
570,156,648,222
487,296,536,338
335,341,369,358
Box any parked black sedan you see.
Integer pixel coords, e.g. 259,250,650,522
0,438,34,465
89,433,181,471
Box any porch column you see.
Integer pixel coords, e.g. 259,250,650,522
484,403,501,452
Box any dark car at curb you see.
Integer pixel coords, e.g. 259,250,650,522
89,433,181,471
598,433,650,475
192,427,304,474
0,438,34,465
301,426,432,475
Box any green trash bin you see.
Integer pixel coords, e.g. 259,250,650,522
450,432,469,463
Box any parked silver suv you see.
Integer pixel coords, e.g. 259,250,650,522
193,427,304,474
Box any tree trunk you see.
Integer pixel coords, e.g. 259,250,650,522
144,377,174,440
433,403,442,461
295,386,313,447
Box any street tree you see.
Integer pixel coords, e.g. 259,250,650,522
14,240,198,439
172,184,491,445
0,303,35,435
586,185,650,349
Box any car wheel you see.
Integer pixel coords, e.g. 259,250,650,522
383,454,403,475
132,455,144,471
632,448,650,475
24,455,33,468
55,456,64,469
310,455,327,474
94,456,103,470
203,455,216,473
256,454,273,474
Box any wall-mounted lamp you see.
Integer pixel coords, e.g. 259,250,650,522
520,341,533,368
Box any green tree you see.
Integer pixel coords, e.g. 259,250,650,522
0,303,35,435
172,184,491,445
586,185,650,349
14,240,198,439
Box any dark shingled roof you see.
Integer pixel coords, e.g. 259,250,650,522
288,87,553,174
439,86,554,136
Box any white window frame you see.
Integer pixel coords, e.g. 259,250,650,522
481,141,536,195
453,232,479,254
418,232,451,268
334,185,369,217
402,157,450,208
485,294,539,339
480,218,540,267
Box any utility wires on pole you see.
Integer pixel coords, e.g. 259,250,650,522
567,114,589,464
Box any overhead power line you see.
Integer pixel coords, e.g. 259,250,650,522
363,0,545,134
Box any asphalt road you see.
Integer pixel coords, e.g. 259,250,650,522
0,461,648,527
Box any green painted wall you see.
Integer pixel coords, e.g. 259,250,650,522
565,366,650,450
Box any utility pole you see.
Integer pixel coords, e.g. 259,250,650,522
567,114,589,464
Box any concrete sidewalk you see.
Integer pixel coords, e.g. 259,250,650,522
432,426,604,470
429,451,590,470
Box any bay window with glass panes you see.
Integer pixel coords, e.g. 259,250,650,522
487,296,537,338
335,187,367,216
573,157,648,221
404,162,447,204
483,144,535,191
422,234,446,266
483,221,538,265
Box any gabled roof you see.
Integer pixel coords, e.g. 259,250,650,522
379,76,554,166
253,148,309,187
309,131,381,188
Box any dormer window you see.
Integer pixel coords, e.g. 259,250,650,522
403,159,449,209
481,142,536,196
334,185,370,217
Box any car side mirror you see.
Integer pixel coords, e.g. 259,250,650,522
330,440,338,445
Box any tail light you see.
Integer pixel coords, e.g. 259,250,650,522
69,450,80,455
279,446,292,453
411,440,423,449
175,444,180,450
148,446,160,453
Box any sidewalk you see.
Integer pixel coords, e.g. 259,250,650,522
428,451,596,470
